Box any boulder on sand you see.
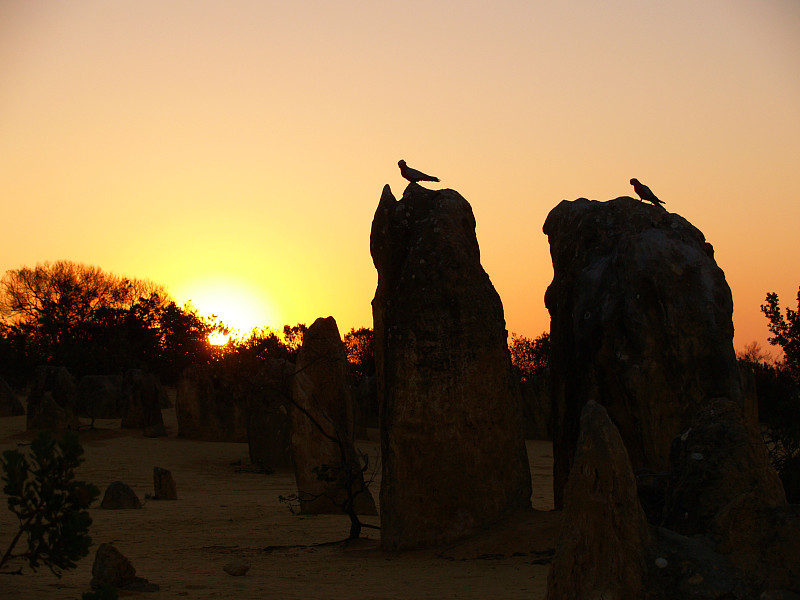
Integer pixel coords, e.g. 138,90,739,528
90,543,158,591
100,481,142,509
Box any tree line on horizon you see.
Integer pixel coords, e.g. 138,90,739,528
0,260,306,386
1,260,795,408
0,259,552,389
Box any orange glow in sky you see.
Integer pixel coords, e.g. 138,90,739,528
175,275,280,338
1,1,799,354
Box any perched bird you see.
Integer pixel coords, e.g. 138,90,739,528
398,160,439,183
630,178,665,208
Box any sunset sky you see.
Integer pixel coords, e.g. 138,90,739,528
1,1,798,353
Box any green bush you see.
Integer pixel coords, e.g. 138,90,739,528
0,430,99,575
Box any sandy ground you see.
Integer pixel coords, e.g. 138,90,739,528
0,407,558,599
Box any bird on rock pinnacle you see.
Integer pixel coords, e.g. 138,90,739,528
630,178,665,208
398,160,439,183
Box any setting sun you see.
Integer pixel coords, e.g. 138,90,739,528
176,277,280,339
208,331,230,346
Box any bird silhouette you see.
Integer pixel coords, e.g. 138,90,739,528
630,178,665,208
398,160,439,183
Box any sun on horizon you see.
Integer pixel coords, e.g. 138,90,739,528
175,277,280,340
207,331,231,346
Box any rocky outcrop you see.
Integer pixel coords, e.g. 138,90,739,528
543,197,800,598
175,366,247,442
664,398,785,535
120,370,166,435
0,377,24,417
662,399,799,592
247,359,295,471
647,527,753,599
543,197,743,508
26,366,80,431
715,494,800,592
77,374,123,419
372,183,531,550
290,316,376,515
547,400,651,600
545,400,798,599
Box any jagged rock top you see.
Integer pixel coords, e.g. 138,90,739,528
371,183,482,293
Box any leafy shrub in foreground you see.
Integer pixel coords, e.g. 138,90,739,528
0,430,99,575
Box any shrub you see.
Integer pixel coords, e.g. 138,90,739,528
0,430,99,575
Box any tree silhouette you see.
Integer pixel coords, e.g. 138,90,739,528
0,262,164,377
282,323,307,353
0,261,228,383
343,327,374,384
762,287,800,377
509,331,550,382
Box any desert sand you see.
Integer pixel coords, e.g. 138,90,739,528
0,405,557,599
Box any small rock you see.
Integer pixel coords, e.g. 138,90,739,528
223,560,250,576
654,557,668,569
100,481,142,509
91,543,159,592
153,467,177,500
91,543,136,589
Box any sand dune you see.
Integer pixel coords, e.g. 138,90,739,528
0,408,556,599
